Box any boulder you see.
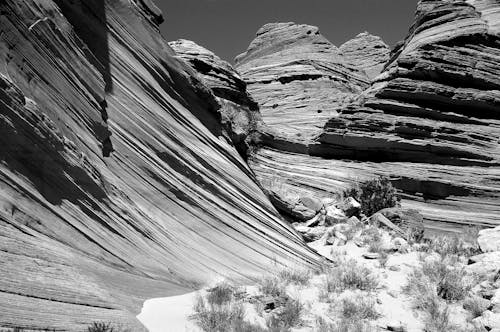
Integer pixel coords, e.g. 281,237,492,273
347,216,361,225
478,226,500,253
369,213,405,237
325,205,348,224
341,197,361,217
468,252,500,276
300,196,324,213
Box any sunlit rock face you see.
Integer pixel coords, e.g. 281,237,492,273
316,0,500,229
169,39,261,158
0,1,320,330
239,2,500,231
234,23,389,149
339,32,391,81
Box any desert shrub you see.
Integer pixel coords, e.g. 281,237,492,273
403,271,454,332
361,226,382,246
421,257,475,301
258,276,284,297
206,282,234,306
191,283,264,332
344,176,399,216
426,234,481,258
266,297,303,332
340,295,379,321
325,259,379,293
463,296,489,319
316,314,376,332
343,222,364,241
87,322,116,332
407,226,425,244
422,296,453,332
317,318,375,332
278,268,311,286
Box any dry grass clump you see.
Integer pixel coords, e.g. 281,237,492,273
344,176,400,216
421,296,454,332
404,254,481,332
191,283,264,332
316,317,376,332
325,259,379,294
340,295,380,321
266,298,303,332
315,294,379,332
258,276,285,297
277,268,311,286
422,257,475,302
87,322,130,332
426,233,481,258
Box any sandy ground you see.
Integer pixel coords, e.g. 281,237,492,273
137,292,201,332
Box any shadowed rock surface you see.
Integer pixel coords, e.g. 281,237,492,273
0,1,320,330
238,2,500,231
168,39,261,157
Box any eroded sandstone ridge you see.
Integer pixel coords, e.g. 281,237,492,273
168,39,261,157
0,1,320,329
238,2,500,232
235,23,389,149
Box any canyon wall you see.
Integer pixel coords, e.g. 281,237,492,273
0,1,320,329
236,1,500,232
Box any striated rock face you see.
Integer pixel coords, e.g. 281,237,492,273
239,2,500,232
314,0,500,229
0,1,320,330
168,39,260,157
235,23,388,147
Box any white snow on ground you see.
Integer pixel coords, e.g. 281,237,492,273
137,292,201,332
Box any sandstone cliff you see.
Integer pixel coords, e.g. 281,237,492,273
0,1,320,330
239,2,500,232
168,39,261,157
235,23,386,150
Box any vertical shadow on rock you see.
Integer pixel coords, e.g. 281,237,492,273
53,0,114,157
53,0,112,93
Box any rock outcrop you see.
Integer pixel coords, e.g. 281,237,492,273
339,32,391,81
235,23,389,148
169,39,260,157
239,2,500,232
315,0,500,229
0,1,320,330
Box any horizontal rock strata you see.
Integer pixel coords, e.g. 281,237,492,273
235,23,389,145
238,2,500,231
0,1,320,329
250,148,500,232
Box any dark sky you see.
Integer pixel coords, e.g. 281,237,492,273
156,0,418,63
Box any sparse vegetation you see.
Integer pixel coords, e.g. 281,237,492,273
87,322,116,332
277,268,311,286
426,233,481,258
463,296,489,319
422,295,454,332
344,176,400,216
191,283,264,332
324,259,379,294
258,276,285,297
266,297,303,332
340,295,379,321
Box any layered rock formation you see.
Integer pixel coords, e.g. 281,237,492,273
235,23,388,148
169,39,260,157
239,2,500,232
315,0,500,229
0,1,320,330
